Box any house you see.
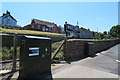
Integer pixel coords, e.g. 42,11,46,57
63,22,93,38
67,25,80,38
79,27,93,39
23,19,62,33
58,25,64,33
54,26,62,33
64,22,80,38
0,10,17,26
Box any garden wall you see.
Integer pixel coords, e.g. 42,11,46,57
65,39,120,61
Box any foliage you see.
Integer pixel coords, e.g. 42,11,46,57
92,31,112,40
52,41,64,59
1,47,20,60
99,33,104,39
109,25,120,38
1,41,64,60
0,24,20,30
103,31,107,35
92,31,96,37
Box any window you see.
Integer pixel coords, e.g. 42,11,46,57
47,25,54,27
46,28,48,31
8,19,10,25
32,25,34,28
54,28,56,31
37,25,40,29
42,27,45,31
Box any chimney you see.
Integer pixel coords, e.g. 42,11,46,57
6,10,10,15
3,13,6,16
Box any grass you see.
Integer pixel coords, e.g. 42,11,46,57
52,41,64,59
1,41,64,70
0,24,18,29
1,47,20,60
1,41,64,60
52,41,64,63
0,28,65,36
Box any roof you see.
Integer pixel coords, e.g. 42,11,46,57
65,23,80,32
31,19,57,27
9,15,17,22
0,11,17,22
80,27,92,33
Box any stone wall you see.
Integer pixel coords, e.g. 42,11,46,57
65,39,120,61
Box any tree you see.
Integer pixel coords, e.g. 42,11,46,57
103,31,107,35
109,25,120,38
99,33,104,39
92,31,96,37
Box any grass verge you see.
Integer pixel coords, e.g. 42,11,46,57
0,28,65,36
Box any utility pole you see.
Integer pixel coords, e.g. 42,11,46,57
97,27,98,33
77,21,78,26
97,27,99,39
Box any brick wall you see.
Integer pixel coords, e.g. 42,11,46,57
65,39,120,61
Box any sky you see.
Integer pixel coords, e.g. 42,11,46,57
1,2,118,32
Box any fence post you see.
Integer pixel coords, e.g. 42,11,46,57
64,37,68,60
12,34,17,71
51,40,65,61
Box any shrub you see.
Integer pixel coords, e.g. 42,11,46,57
52,41,64,59
1,47,20,60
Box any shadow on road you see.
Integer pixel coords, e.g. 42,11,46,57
17,71,53,80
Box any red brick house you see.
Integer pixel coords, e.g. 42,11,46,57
23,19,62,33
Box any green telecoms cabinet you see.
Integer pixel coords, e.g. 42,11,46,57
19,35,51,78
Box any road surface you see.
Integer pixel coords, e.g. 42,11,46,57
52,44,120,79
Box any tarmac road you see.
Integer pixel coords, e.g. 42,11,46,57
75,44,120,75
52,44,120,79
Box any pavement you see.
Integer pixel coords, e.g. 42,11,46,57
1,44,120,79
52,44,120,79
52,65,118,78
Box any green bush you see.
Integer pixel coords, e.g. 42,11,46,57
1,41,64,60
1,47,12,60
1,47,20,60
